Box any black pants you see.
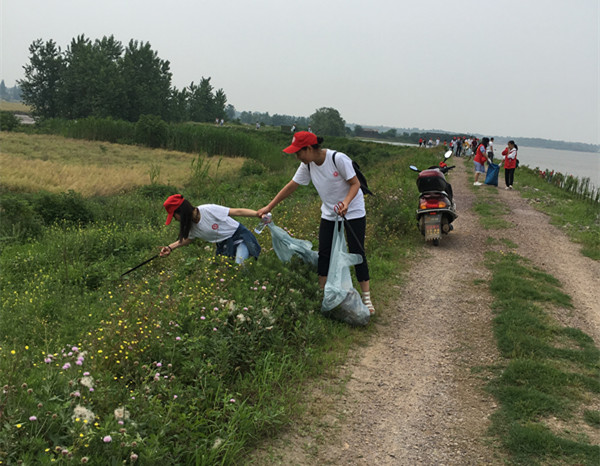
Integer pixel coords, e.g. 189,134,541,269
505,168,515,187
318,217,369,282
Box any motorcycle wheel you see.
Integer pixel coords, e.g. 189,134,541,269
432,238,440,246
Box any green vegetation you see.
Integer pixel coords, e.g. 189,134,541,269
516,167,600,260
468,175,599,465
484,252,599,465
0,130,438,464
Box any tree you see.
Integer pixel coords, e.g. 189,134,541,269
60,35,125,119
119,40,172,121
19,39,65,118
309,107,346,137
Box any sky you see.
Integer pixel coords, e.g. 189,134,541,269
1,0,598,145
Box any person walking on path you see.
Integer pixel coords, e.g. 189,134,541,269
257,131,375,314
501,140,518,189
473,137,489,185
159,194,263,264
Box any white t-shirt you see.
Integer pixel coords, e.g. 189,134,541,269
188,204,239,243
292,149,366,221
488,141,494,154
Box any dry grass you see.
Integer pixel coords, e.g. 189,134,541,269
0,101,31,112
0,132,245,196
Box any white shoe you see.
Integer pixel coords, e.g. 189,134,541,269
509,186,513,190
474,182,482,186
362,292,375,315
505,187,510,190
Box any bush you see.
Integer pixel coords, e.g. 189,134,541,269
136,183,179,200
136,114,168,148
240,159,266,176
0,194,43,241
0,111,20,131
31,190,95,226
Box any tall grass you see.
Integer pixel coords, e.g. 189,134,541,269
1,135,442,464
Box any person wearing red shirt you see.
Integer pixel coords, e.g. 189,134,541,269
473,137,489,185
502,140,518,189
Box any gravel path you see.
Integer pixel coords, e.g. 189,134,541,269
250,162,600,465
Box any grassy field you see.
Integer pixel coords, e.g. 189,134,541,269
0,100,31,113
0,130,434,464
0,132,245,196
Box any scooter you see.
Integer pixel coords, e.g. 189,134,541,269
409,151,458,246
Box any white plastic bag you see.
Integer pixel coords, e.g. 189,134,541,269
267,223,318,267
321,219,370,326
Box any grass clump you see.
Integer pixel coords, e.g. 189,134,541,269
484,252,600,465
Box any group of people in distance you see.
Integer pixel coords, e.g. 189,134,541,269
472,137,519,189
158,131,376,315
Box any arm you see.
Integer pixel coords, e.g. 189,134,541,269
337,176,361,216
228,208,261,218
159,237,194,257
257,180,300,216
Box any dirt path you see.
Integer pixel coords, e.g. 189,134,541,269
250,162,600,465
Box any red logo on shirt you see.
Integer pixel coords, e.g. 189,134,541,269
212,224,219,230
333,171,339,177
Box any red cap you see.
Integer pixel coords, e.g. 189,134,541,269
283,131,318,154
163,194,185,225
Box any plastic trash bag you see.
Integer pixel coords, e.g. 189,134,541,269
321,219,370,326
485,162,500,186
267,223,318,267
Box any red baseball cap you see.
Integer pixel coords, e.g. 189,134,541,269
164,194,185,225
283,131,318,154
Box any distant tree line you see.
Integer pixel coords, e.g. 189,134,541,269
18,35,227,123
0,81,22,101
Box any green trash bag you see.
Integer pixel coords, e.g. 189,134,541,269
321,218,370,326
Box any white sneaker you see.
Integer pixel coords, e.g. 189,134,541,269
473,182,482,186
505,187,510,190
362,292,375,315
509,186,513,190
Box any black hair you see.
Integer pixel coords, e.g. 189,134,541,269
508,140,519,150
175,199,195,241
310,136,324,149
481,137,490,147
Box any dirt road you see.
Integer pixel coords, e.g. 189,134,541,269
251,162,600,465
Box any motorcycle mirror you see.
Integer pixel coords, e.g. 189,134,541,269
444,150,452,159
409,165,420,172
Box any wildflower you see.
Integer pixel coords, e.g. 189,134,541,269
156,362,162,367
72,405,95,424
200,316,206,320
212,437,223,449
213,328,218,332
83,372,90,376
229,398,236,403
130,453,139,462
81,457,89,463
173,395,178,399
114,407,130,421
71,391,81,398
214,307,219,311
103,435,112,443
62,363,71,370
16,424,22,428
176,336,181,341
44,357,52,363
29,416,37,421
262,285,266,290
80,376,94,389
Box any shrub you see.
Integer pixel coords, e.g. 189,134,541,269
240,159,266,176
0,111,20,131
0,194,43,241
31,190,95,226
136,114,168,148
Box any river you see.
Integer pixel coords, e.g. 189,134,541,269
504,146,599,188
364,139,600,189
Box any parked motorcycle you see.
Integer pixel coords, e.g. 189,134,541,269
409,151,458,246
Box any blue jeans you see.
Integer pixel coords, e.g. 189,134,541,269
235,242,250,264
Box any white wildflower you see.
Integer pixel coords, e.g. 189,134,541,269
114,407,130,421
72,405,95,423
80,376,94,389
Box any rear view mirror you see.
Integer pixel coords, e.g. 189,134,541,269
444,150,452,159
409,165,419,172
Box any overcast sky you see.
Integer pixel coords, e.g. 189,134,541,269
1,0,598,144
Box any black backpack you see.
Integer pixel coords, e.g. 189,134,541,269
309,151,373,195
